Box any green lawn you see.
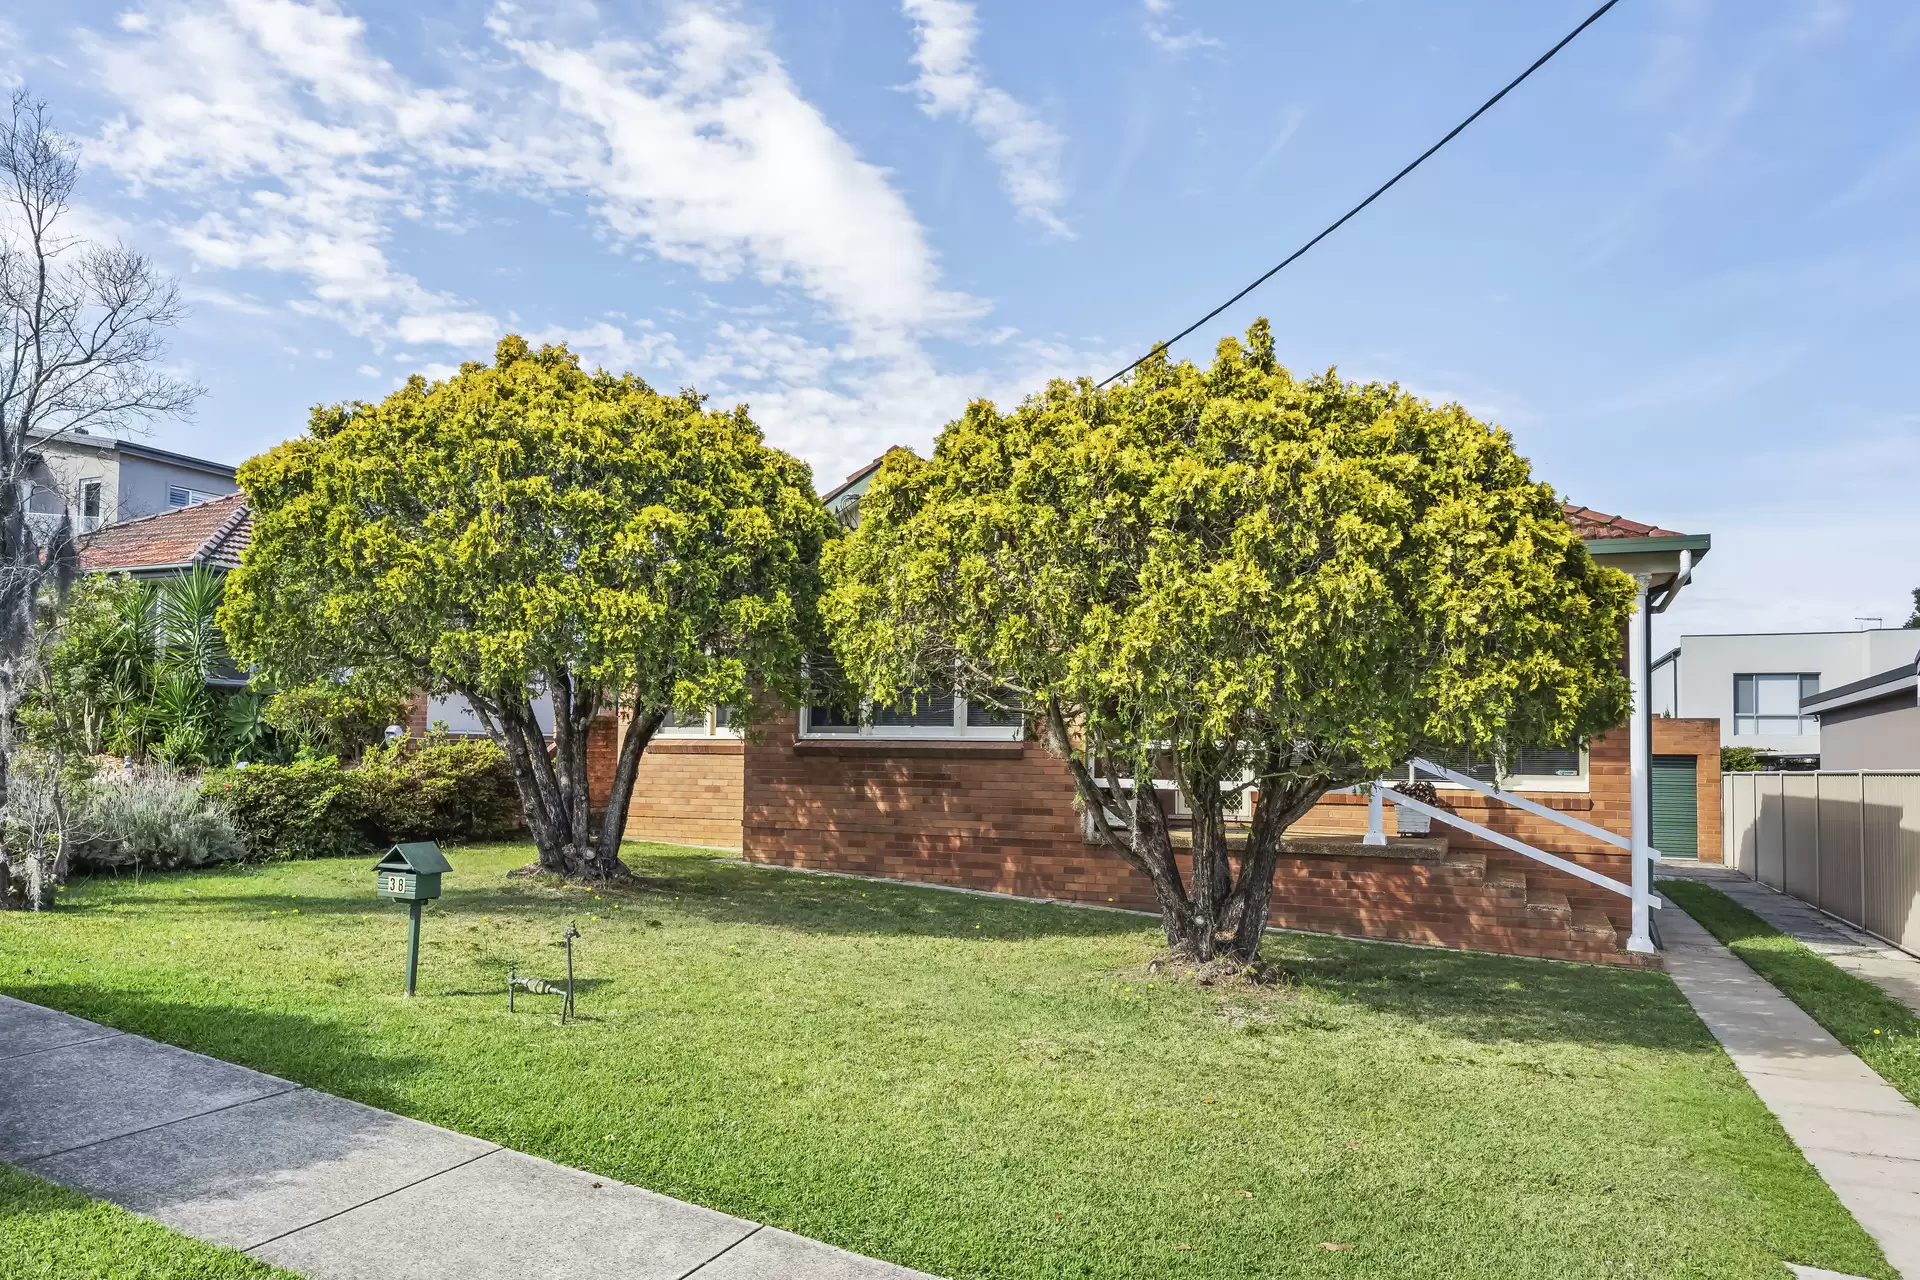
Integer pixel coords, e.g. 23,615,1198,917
1662,879,1920,1107
0,1163,299,1279
0,844,1892,1280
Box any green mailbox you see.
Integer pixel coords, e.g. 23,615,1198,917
374,842,452,997
375,842,450,902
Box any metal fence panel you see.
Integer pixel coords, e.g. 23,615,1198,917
1816,773,1865,926
1861,774,1920,952
1756,773,1787,890
1720,771,1920,956
1782,774,1821,902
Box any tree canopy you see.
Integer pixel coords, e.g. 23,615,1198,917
221,335,836,878
823,321,1634,961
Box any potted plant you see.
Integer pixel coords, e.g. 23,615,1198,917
1392,779,1438,836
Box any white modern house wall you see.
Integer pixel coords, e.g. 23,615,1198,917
1652,628,1920,759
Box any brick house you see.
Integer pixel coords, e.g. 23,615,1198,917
619,457,1721,967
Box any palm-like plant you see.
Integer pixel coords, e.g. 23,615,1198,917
157,565,228,684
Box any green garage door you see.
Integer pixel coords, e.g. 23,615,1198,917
1651,755,1699,859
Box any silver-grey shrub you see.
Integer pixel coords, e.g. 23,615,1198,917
74,769,246,871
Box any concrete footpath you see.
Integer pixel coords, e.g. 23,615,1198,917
0,995,932,1280
1655,903,1920,1278
1662,863,1920,1018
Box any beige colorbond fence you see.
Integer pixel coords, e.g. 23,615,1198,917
1723,770,1920,954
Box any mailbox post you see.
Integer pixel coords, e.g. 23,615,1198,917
374,842,453,998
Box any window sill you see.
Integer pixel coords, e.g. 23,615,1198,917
643,737,745,755
792,738,1026,758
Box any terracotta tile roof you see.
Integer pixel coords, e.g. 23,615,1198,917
79,492,251,574
1561,502,1686,541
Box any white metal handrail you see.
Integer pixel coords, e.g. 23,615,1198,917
1408,757,1632,851
1384,792,1641,902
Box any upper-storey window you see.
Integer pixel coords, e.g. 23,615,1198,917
168,485,222,508
1734,673,1819,736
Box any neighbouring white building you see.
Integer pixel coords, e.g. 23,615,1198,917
1652,627,1920,762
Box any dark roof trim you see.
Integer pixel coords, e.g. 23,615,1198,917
819,455,888,508
1583,533,1713,557
113,439,239,479
1803,661,1920,713
27,430,237,479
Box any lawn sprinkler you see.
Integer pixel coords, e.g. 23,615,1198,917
508,919,580,1023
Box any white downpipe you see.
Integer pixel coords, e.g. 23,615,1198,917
1628,574,1657,954
1364,785,1386,846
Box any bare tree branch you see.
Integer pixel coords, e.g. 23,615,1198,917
0,89,199,902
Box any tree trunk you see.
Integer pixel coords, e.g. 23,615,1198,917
473,678,633,883
1221,773,1332,963
596,700,664,864
1045,698,1199,954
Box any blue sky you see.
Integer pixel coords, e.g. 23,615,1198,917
7,0,1918,649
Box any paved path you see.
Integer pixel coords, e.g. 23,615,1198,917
1657,904,1920,1278
0,995,932,1280
1661,863,1920,1018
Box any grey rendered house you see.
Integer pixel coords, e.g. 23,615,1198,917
1802,656,1920,770
1651,626,1920,765
26,428,238,535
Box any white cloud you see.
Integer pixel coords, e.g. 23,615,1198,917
496,4,982,347
1142,0,1219,54
81,0,497,349
901,0,1070,236
67,0,1087,482
525,320,684,374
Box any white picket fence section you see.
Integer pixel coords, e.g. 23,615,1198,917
1723,770,1920,955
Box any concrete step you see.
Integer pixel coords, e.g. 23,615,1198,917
1525,887,1572,922
1570,908,1622,942
1482,865,1526,896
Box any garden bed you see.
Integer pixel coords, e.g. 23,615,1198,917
0,843,1893,1279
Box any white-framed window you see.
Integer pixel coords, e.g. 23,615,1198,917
800,687,1022,741
1392,745,1589,793
655,706,741,739
168,485,222,508
1734,673,1819,736
81,481,102,519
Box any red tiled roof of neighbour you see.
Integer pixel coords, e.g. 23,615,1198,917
1561,503,1686,541
78,492,251,574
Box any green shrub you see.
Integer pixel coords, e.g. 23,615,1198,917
201,736,523,861
204,758,371,862
74,769,248,871
1720,746,1767,773
354,734,523,845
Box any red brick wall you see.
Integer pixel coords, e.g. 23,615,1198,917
744,723,1112,898
740,712,1715,962
622,738,746,850
1654,717,1722,862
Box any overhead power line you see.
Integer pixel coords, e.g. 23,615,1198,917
1098,0,1624,387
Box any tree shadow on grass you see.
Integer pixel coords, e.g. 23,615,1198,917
1245,931,1712,1053
43,851,1717,1057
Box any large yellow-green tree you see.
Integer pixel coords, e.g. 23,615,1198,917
221,337,835,879
824,321,1634,962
